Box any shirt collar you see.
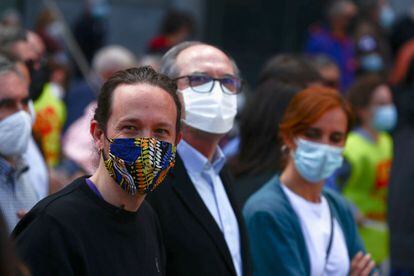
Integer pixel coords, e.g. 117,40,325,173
177,139,226,174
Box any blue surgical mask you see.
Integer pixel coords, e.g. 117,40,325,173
380,5,395,29
373,104,397,131
361,53,384,72
293,138,344,183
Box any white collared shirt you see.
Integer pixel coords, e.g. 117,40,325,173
178,140,242,276
281,184,350,276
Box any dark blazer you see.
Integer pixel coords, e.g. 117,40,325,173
147,154,252,276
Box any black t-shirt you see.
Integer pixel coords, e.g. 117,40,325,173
12,176,165,276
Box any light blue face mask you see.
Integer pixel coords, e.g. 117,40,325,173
373,104,397,131
380,5,396,30
361,53,384,72
293,138,344,183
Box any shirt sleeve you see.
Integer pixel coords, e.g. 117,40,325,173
14,213,86,276
245,210,307,276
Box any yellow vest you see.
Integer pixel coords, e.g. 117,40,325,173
33,83,66,167
343,131,393,263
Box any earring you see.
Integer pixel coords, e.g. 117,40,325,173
281,145,289,155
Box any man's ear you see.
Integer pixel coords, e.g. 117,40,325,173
175,131,183,146
90,120,105,151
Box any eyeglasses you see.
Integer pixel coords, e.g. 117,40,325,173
175,74,243,94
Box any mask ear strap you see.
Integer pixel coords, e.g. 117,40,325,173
104,135,112,143
101,147,109,162
101,134,112,161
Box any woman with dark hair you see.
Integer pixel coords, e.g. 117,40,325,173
243,87,376,275
230,79,300,206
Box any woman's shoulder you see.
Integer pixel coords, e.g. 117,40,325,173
243,175,293,221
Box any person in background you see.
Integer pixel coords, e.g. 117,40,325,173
147,10,195,55
227,54,325,205
147,41,252,276
311,54,341,90
244,87,376,276
258,54,322,88
32,58,70,168
305,0,358,92
73,0,109,65
64,44,137,130
13,66,180,275
340,74,394,264
389,2,414,56
0,210,29,276
389,37,414,90
0,27,48,105
26,31,46,72
34,9,66,61
353,0,393,76
0,55,39,232
230,80,300,207
223,53,323,164
62,45,138,178
25,31,51,107
3,52,50,200
0,27,50,199
0,26,36,66
0,8,22,28
387,36,414,275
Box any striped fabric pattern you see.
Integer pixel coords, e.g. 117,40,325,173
104,137,176,195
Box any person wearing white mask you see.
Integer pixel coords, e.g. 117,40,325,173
0,56,39,232
147,41,252,276
341,74,395,265
12,55,49,200
243,87,377,276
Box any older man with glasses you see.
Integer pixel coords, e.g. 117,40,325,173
147,41,251,276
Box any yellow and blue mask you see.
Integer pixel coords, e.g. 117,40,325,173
103,137,176,195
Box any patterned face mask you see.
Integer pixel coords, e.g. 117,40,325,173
103,137,176,195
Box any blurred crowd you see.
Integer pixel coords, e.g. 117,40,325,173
1,0,414,275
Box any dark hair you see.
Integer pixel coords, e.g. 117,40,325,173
258,54,322,87
160,10,195,36
231,80,301,176
94,66,182,134
347,74,385,125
